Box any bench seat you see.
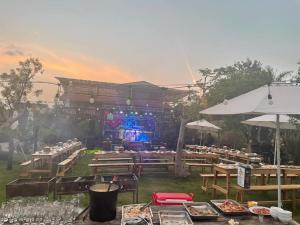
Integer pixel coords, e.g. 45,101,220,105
56,158,76,176
134,162,175,177
199,173,237,192
20,158,41,177
186,163,213,173
92,157,133,162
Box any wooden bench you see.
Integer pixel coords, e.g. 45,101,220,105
185,163,213,173
56,158,75,176
92,157,133,163
233,184,300,209
56,148,87,176
253,173,299,184
141,158,170,163
135,162,175,177
20,158,41,177
183,159,207,163
199,173,237,192
88,163,135,175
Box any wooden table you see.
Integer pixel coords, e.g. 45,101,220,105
74,205,297,225
212,164,284,198
30,141,82,176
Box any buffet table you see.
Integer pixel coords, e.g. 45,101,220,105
74,205,295,225
30,140,82,176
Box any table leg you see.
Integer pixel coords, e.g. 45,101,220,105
226,173,230,199
212,170,218,198
261,174,265,185
49,158,53,176
292,190,296,210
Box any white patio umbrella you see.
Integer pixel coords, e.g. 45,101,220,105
186,119,221,145
200,83,300,208
241,114,298,129
186,119,221,132
241,114,299,164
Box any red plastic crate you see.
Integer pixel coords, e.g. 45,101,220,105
152,192,194,205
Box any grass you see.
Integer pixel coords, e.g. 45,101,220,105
0,160,21,202
1,152,300,222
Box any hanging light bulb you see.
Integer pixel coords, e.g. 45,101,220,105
268,84,273,105
89,96,95,104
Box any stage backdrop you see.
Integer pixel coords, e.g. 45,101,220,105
103,111,156,143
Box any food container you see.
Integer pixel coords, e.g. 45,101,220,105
89,183,119,222
152,192,194,205
158,210,193,225
122,204,153,220
249,206,271,216
247,201,258,208
183,202,219,220
210,199,248,216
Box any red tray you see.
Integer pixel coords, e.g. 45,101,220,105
152,192,194,205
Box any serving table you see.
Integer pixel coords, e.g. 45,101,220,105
74,205,296,225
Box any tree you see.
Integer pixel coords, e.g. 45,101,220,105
0,58,43,169
200,59,299,151
174,90,204,177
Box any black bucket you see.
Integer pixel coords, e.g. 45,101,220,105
89,183,119,222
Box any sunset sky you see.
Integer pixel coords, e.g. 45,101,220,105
0,0,300,102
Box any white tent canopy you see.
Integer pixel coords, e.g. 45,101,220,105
186,119,221,132
200,84,300,115
241,114,299,130
200,83,300,208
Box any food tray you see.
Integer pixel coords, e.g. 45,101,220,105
158,210,193,225
121,217,153,225
210,199,249,216
122,204,153,220
183,202,219,220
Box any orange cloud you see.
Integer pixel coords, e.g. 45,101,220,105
0,42,136,101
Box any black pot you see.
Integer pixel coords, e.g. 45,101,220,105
89,183,119,222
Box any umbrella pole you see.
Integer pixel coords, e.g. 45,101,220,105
274,134,277,165
276,114,282,208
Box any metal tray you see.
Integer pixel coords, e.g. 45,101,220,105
122,204,153,220
210,199,249,216
183,202,219,220
121,217,153,225
158,210,193,225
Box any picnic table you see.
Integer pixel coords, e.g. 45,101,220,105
74,205,298,225
212,164,300,199
29,140,82,176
